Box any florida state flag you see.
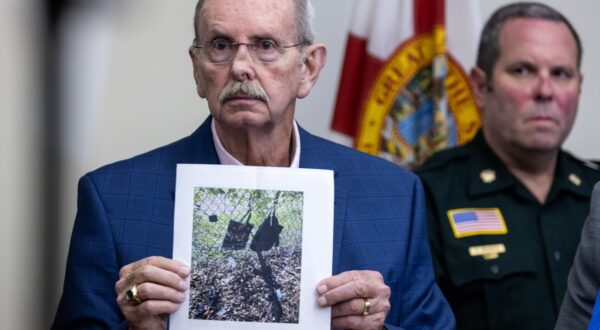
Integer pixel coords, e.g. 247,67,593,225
331,0,482,169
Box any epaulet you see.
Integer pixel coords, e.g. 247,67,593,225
583,159,600,171
416,146,469,173
563,151,600,172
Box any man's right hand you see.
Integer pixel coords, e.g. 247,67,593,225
114,256,191,330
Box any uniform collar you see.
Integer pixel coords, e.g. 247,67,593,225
467,130,592,201
551,149,594,200
467,131,515,197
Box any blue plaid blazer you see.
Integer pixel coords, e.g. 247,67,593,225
52,117,453,329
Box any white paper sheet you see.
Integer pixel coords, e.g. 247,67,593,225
170,164,334,330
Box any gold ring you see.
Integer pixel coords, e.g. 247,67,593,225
125,284,142,305
362,298,371,316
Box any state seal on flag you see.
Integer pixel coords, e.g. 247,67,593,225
355,28,480,169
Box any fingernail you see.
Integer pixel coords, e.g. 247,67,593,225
317,285,327,294
317,296,327,306
179,280,188,290
178,292,187,301
179,266,191,276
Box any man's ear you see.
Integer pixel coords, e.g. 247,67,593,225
189,46,206,98
470,67,488,109
297,43,327,99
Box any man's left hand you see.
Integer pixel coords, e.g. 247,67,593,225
316,270,390,330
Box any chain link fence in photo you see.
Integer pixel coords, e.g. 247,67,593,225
189,188,304,323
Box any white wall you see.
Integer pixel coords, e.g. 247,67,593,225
2,0,598,328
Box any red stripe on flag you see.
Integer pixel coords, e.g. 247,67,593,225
331,34,384,136
414,0,444,34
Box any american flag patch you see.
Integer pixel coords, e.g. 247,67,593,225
447,208,508,238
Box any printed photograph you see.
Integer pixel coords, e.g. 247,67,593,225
189,188,304,323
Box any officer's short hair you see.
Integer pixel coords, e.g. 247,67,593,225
477,2,582,79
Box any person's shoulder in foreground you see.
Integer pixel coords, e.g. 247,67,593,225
589,292,600,330
556,181,600,329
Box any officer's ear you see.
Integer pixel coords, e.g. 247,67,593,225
470,67,488,109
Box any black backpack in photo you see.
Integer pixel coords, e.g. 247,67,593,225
250,209,283,252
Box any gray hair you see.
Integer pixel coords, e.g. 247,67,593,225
476,2,582,79
193,0,315,44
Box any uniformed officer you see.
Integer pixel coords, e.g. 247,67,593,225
416,3,600,330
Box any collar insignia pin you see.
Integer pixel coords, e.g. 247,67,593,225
480,169,496,184
569,173,581,186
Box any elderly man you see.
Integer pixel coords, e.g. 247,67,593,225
416,2,600,330
52,0,453,329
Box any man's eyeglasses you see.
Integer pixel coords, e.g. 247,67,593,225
192,38,307,64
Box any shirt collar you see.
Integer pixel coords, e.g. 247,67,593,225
467,130,591,201
211,119,301,168
466,131,515,197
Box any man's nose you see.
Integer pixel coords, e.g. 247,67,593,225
534,74,554,102
230,44,255,81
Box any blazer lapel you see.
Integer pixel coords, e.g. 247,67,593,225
169,116,220,201
184,116,220,165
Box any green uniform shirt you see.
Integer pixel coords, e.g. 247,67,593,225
416,131,600,330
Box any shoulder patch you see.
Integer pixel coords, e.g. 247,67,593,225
563,151,600,172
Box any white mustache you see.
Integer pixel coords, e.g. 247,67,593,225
219,80,269,104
